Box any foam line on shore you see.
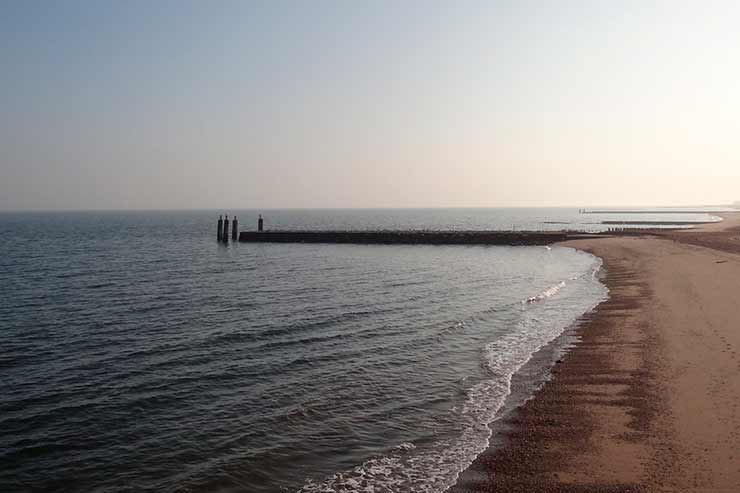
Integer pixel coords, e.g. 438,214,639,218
454,217,740,490
300,251,608,492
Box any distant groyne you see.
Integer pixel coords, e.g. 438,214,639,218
583,210,721,214
601,220,715,226
238,230,602,246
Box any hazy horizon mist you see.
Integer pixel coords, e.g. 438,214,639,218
2,1,739,211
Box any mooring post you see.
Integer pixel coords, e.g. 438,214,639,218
217,215,223,241
223,215,230,242
258,214,264,232
232,216,238,241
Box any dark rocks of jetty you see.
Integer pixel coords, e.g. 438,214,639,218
238,230,602,246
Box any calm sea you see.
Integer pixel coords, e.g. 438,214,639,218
0,208,718,491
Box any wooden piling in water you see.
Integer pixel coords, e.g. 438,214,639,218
232,216,238,241
223,215,229,243
217,215,223,241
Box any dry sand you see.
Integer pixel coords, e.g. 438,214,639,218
455,212,740,492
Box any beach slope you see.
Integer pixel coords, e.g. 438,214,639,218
455,214,740,492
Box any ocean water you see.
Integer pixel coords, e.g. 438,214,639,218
198,207,721,232
0,208,714,491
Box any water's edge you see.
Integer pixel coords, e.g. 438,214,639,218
449,254,609,491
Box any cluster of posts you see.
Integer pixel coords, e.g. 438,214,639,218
216,215,238,243
216,214,263,242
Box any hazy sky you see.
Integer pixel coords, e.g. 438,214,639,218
2,1,739,210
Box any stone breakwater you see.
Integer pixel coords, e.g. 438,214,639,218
238,230,602,245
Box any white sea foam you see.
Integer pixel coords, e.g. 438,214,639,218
299,252,608,493
526,281,566,303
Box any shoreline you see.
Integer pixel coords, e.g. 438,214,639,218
453,212,740,491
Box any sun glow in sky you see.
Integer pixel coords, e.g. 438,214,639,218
2,1,739,210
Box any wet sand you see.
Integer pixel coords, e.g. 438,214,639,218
454,212,740,492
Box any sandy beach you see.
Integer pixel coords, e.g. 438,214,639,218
455,213,740,492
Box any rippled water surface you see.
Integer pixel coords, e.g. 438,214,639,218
0,209,620,491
